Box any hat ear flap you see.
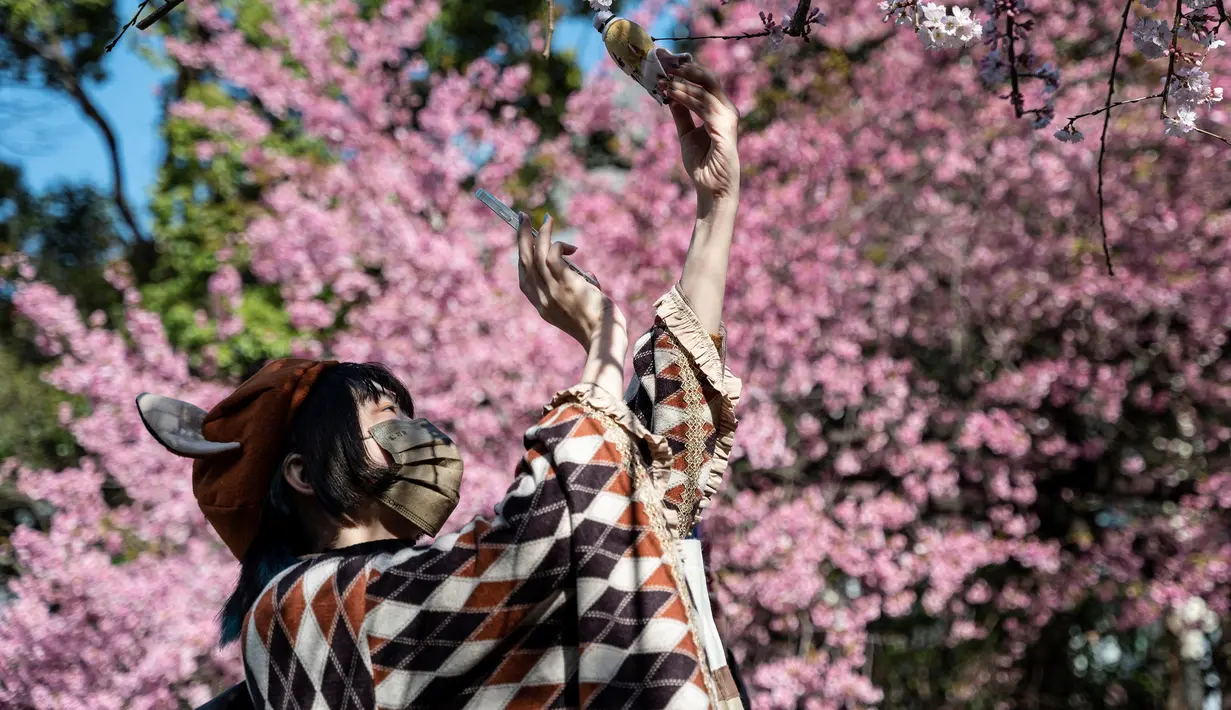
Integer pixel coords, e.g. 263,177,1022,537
136,392,242,459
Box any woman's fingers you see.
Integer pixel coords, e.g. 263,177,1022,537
517,211,602,298
516,211,536,287
674,62,715,89
669,77,728,118
666,80,713,121
517,212,547,306
675,63,736,111
534,214,554,284
550,242,599,289
658,75,697,135
516,211,534,267
669,102,696,138
658,49,690,76
547,240,573,279
669,77,739,145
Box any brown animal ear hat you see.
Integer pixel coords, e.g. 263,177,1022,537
136,358,337,560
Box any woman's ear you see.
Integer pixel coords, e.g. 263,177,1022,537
282,454,313,496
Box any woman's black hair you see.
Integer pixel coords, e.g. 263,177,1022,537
218,362,414,645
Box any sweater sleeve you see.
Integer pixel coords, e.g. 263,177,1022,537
241,385,720,709
624,283,743,538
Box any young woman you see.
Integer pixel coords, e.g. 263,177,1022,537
148,62,744,709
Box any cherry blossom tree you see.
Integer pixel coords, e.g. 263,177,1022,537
4,0,1231,708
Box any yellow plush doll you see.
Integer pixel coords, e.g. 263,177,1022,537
593,10,692,105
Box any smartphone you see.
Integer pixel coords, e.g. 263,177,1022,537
475,189,599,287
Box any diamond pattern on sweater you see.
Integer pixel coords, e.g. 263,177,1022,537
239,287,744,709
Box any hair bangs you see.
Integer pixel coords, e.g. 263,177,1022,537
341,362,415,418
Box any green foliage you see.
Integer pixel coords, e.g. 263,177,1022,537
143,71,346,376
0,347,84,470
0,0,118,82
429,0,588,136
0,162,109,469
2,183,126,316
0,0,595,463
0,161,127,320
133,0,592,378
424,0,550,70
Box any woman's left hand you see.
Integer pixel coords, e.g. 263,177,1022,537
517,212,622,350
660,62,741,203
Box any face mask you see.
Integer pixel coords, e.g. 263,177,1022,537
366,418,464,537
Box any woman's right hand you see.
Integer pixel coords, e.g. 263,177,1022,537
661,62,740,205
517,212,625,350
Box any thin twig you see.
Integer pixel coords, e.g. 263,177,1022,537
1155,0,1231,145
137,0,187,31
1160,0,1185,118
1006,10,1023,117
1066,93,1164,122
105,0,151,53
654,0,819,42
1158,116,1231,146
653,30,773,41
1096,0,1136,277
1189,125,1231,146
543,0,555,59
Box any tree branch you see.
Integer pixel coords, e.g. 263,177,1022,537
13,34,150,243
105,0,151,53
107,0,186,52
789,0,815,41
1160,118,1231,146
654,0,823,42
137,0,186,31
1095,0,1135,277
1066,93,1164,122
1160,0,1185,119
543,0,555,59
1156,0,1231,146
64,80,149,243
654,29,774,42
1006,11,1023,118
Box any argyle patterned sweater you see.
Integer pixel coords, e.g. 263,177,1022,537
240,285,742,709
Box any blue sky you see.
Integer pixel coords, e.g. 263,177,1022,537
0,1,678,232
0,0,170,231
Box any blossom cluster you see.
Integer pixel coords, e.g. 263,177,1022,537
1166,596,1220,660
1123,0,1226,137
879,1,984,49
1165,65,1224,134
656,0,1228,143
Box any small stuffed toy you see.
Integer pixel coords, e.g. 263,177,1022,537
593,10,692,105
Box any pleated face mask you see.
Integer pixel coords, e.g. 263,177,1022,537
366,418,464,537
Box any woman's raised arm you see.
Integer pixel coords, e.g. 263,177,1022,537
239,211,727,709
619,62,744,537
660,62,741,334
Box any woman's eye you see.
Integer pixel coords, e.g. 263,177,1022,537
382,405,398,413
